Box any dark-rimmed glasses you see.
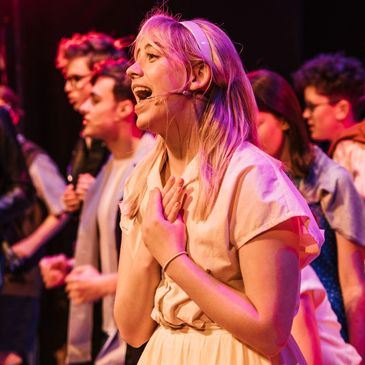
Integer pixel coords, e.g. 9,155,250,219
64,74,91,89
304,100,339,113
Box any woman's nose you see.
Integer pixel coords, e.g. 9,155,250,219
127,62,142,79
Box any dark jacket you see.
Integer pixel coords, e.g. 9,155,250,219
0,107,34,288
0,107,34,234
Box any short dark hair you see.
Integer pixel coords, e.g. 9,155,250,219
56,31,130,72
248,69,314,178
91,58,134,102
292,53,365,107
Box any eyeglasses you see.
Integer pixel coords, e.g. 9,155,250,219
304,100,338,113
64,74,91,88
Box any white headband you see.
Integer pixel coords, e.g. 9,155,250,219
180,21,213,64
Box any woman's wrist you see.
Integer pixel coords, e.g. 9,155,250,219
162,251,188,273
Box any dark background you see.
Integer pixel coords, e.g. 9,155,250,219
1,0,365,174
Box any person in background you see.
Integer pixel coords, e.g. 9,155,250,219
38,32,130,365
248,68,365,363
0,103,36,365
292,53,365,200
40,58,154,365
56,31,133,189
114,11,323,364
0,85,67,263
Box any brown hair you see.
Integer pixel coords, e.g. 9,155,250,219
248,69,314,178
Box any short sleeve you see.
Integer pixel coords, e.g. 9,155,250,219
229,151,323,267
333,140,353,172
320,164,365,246
29,153,66,215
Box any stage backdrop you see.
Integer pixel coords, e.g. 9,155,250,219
1,0,365,173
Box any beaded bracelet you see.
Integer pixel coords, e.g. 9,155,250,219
162,251,188,273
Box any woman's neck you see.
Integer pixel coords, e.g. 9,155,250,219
165,123,199,177
161,96,205,178
278,136,292,172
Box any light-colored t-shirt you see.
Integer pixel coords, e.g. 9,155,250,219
333,139,365,200
120,142,323,330
97,157,131,335
30,153,66,216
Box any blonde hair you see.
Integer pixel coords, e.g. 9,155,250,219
126,12,258,220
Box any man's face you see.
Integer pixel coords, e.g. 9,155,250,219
302,86,340,142
64,56,93,112
79,76,120,141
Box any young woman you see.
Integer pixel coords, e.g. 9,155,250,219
248,69,365,362
114,12,323,364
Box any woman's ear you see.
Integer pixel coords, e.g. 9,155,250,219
188,62,211,92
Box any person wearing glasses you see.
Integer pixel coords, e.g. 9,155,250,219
56,31,128,192
293,53,365,201
248,69,365,363
41,58,154,365
36,32,128,365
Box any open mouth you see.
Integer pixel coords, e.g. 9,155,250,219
134,86,152,103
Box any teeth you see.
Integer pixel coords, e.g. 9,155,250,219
134,86,151,93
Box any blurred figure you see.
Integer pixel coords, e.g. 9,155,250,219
293,53,365,200
56,31,131,188
249,69,365,362
37,32,130,365
0,103,36,365
40,58,154,365
0,85,67,261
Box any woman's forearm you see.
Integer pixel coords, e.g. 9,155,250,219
114,243,161,347
165,244,299,358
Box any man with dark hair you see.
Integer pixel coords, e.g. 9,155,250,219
293,53,365,200
40,58,154,365
293,53,365,361
36,32,131,365
56,31,129,185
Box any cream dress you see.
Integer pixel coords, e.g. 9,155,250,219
119,142,324,365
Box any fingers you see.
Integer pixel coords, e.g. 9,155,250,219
162,177,183,206
39,255,70,288
65,281,83,303
145,188,164,222
162,177,185,222
63,184,81,212
41,267,66,288
39,254,67,270
76,174,95,200
165,189,185,223
161,176,176,205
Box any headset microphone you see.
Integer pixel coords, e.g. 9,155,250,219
144,90,193,102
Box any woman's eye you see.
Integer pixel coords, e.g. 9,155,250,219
146,53,158,61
